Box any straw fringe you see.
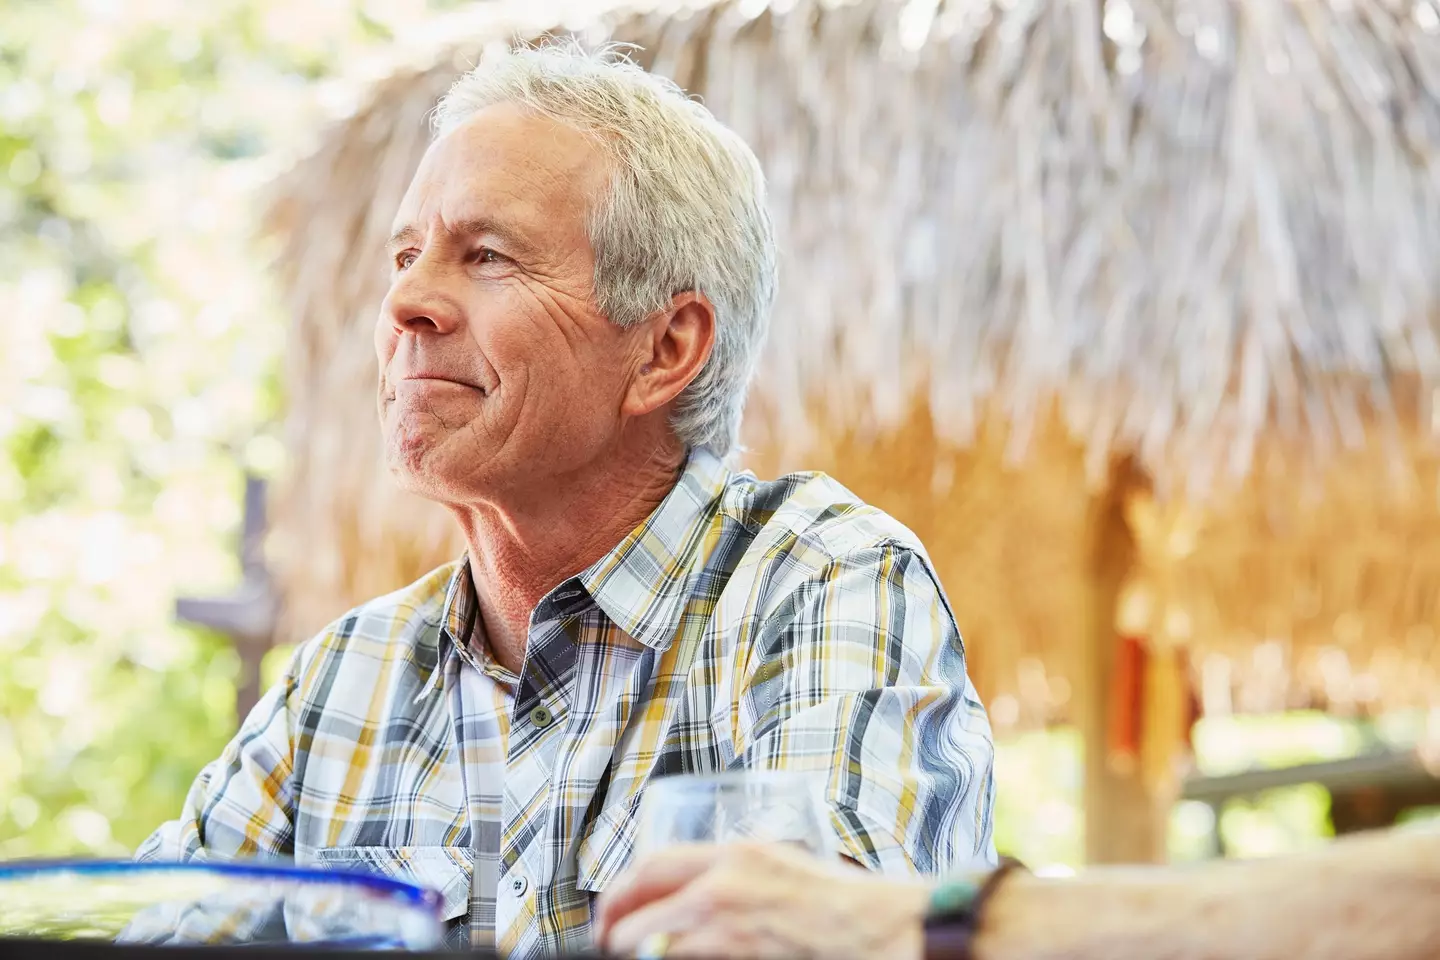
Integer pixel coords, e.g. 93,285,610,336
263,0,1440,726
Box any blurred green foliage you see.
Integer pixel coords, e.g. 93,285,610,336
993,712,1427,869
0,0,471,858
992,727,1084,868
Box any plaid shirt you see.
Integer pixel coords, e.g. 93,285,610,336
137,450,996,957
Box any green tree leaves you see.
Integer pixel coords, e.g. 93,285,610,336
0,0,400,858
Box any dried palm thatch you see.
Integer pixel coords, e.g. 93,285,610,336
263,0,1440,730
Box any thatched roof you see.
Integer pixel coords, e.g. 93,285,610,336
262,0,1440,730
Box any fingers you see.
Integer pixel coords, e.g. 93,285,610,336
594,845,721,948
667,930,750,960
603,880,711,957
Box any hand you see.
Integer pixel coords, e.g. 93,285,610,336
594,842,931,960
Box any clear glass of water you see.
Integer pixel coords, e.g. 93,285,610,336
635,770,833,856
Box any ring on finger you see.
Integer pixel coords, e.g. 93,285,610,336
636,931,671,960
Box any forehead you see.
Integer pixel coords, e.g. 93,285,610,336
393,103,608,239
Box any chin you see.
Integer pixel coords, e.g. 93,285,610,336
387,457,473,505
383,433,496,505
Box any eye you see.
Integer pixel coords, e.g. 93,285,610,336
475,247,508,265
395,250,419,271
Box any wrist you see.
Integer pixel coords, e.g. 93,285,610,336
874,878,932,960
922,859,1027,960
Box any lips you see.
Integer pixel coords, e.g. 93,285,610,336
405,375,475,387
388,374,489,408
391,375,487,399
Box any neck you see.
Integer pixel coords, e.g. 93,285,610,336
450,436,688,674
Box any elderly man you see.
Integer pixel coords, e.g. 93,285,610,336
138,42,995,957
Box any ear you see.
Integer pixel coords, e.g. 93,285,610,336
622,292,716,419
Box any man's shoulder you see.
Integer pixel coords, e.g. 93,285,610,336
709,468,955,626
286,561,459,689
718,467,930,572
710,468,969,701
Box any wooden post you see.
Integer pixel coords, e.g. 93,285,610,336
1076,457,1168,863
176,475,278,720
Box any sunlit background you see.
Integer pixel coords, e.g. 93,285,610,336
0,0,441,856
3,0,1439,867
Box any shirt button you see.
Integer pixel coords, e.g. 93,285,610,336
509,874,529,897
528,704,553,728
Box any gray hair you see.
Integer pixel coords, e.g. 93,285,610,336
433,40,777,456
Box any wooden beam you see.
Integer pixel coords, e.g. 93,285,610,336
175,475,277,720
1183,750,1436,803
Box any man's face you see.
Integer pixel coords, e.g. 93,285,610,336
377,104,645,503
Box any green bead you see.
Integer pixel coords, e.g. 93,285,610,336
927,877,981,918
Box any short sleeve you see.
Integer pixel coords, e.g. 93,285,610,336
732,543,997,875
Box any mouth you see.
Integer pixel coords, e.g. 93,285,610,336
388,375,488,400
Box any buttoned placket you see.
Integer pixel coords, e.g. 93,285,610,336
446,623,515,950
495,590,585,955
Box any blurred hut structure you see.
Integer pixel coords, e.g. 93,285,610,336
259,0,1440,862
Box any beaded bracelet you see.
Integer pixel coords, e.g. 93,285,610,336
921,857,1027,960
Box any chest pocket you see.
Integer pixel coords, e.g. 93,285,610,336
575,792,643,892
299,846,474,924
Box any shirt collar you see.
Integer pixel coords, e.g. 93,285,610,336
575,448,731,652
415,556,517,702
421,447,731,700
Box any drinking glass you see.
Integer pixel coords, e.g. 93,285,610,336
0,860,445,949
634,770,832,856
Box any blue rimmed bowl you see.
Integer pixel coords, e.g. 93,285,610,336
0,860,445,949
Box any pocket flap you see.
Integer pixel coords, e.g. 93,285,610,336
301,846,474,921
575,793,643,892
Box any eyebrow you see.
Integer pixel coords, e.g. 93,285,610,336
385,217,539,260
385,225,423,250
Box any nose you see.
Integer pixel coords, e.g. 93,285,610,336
381,256,463,337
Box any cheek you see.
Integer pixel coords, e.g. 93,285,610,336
475,307,574,398
530,348,633,449
469,286,629,433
